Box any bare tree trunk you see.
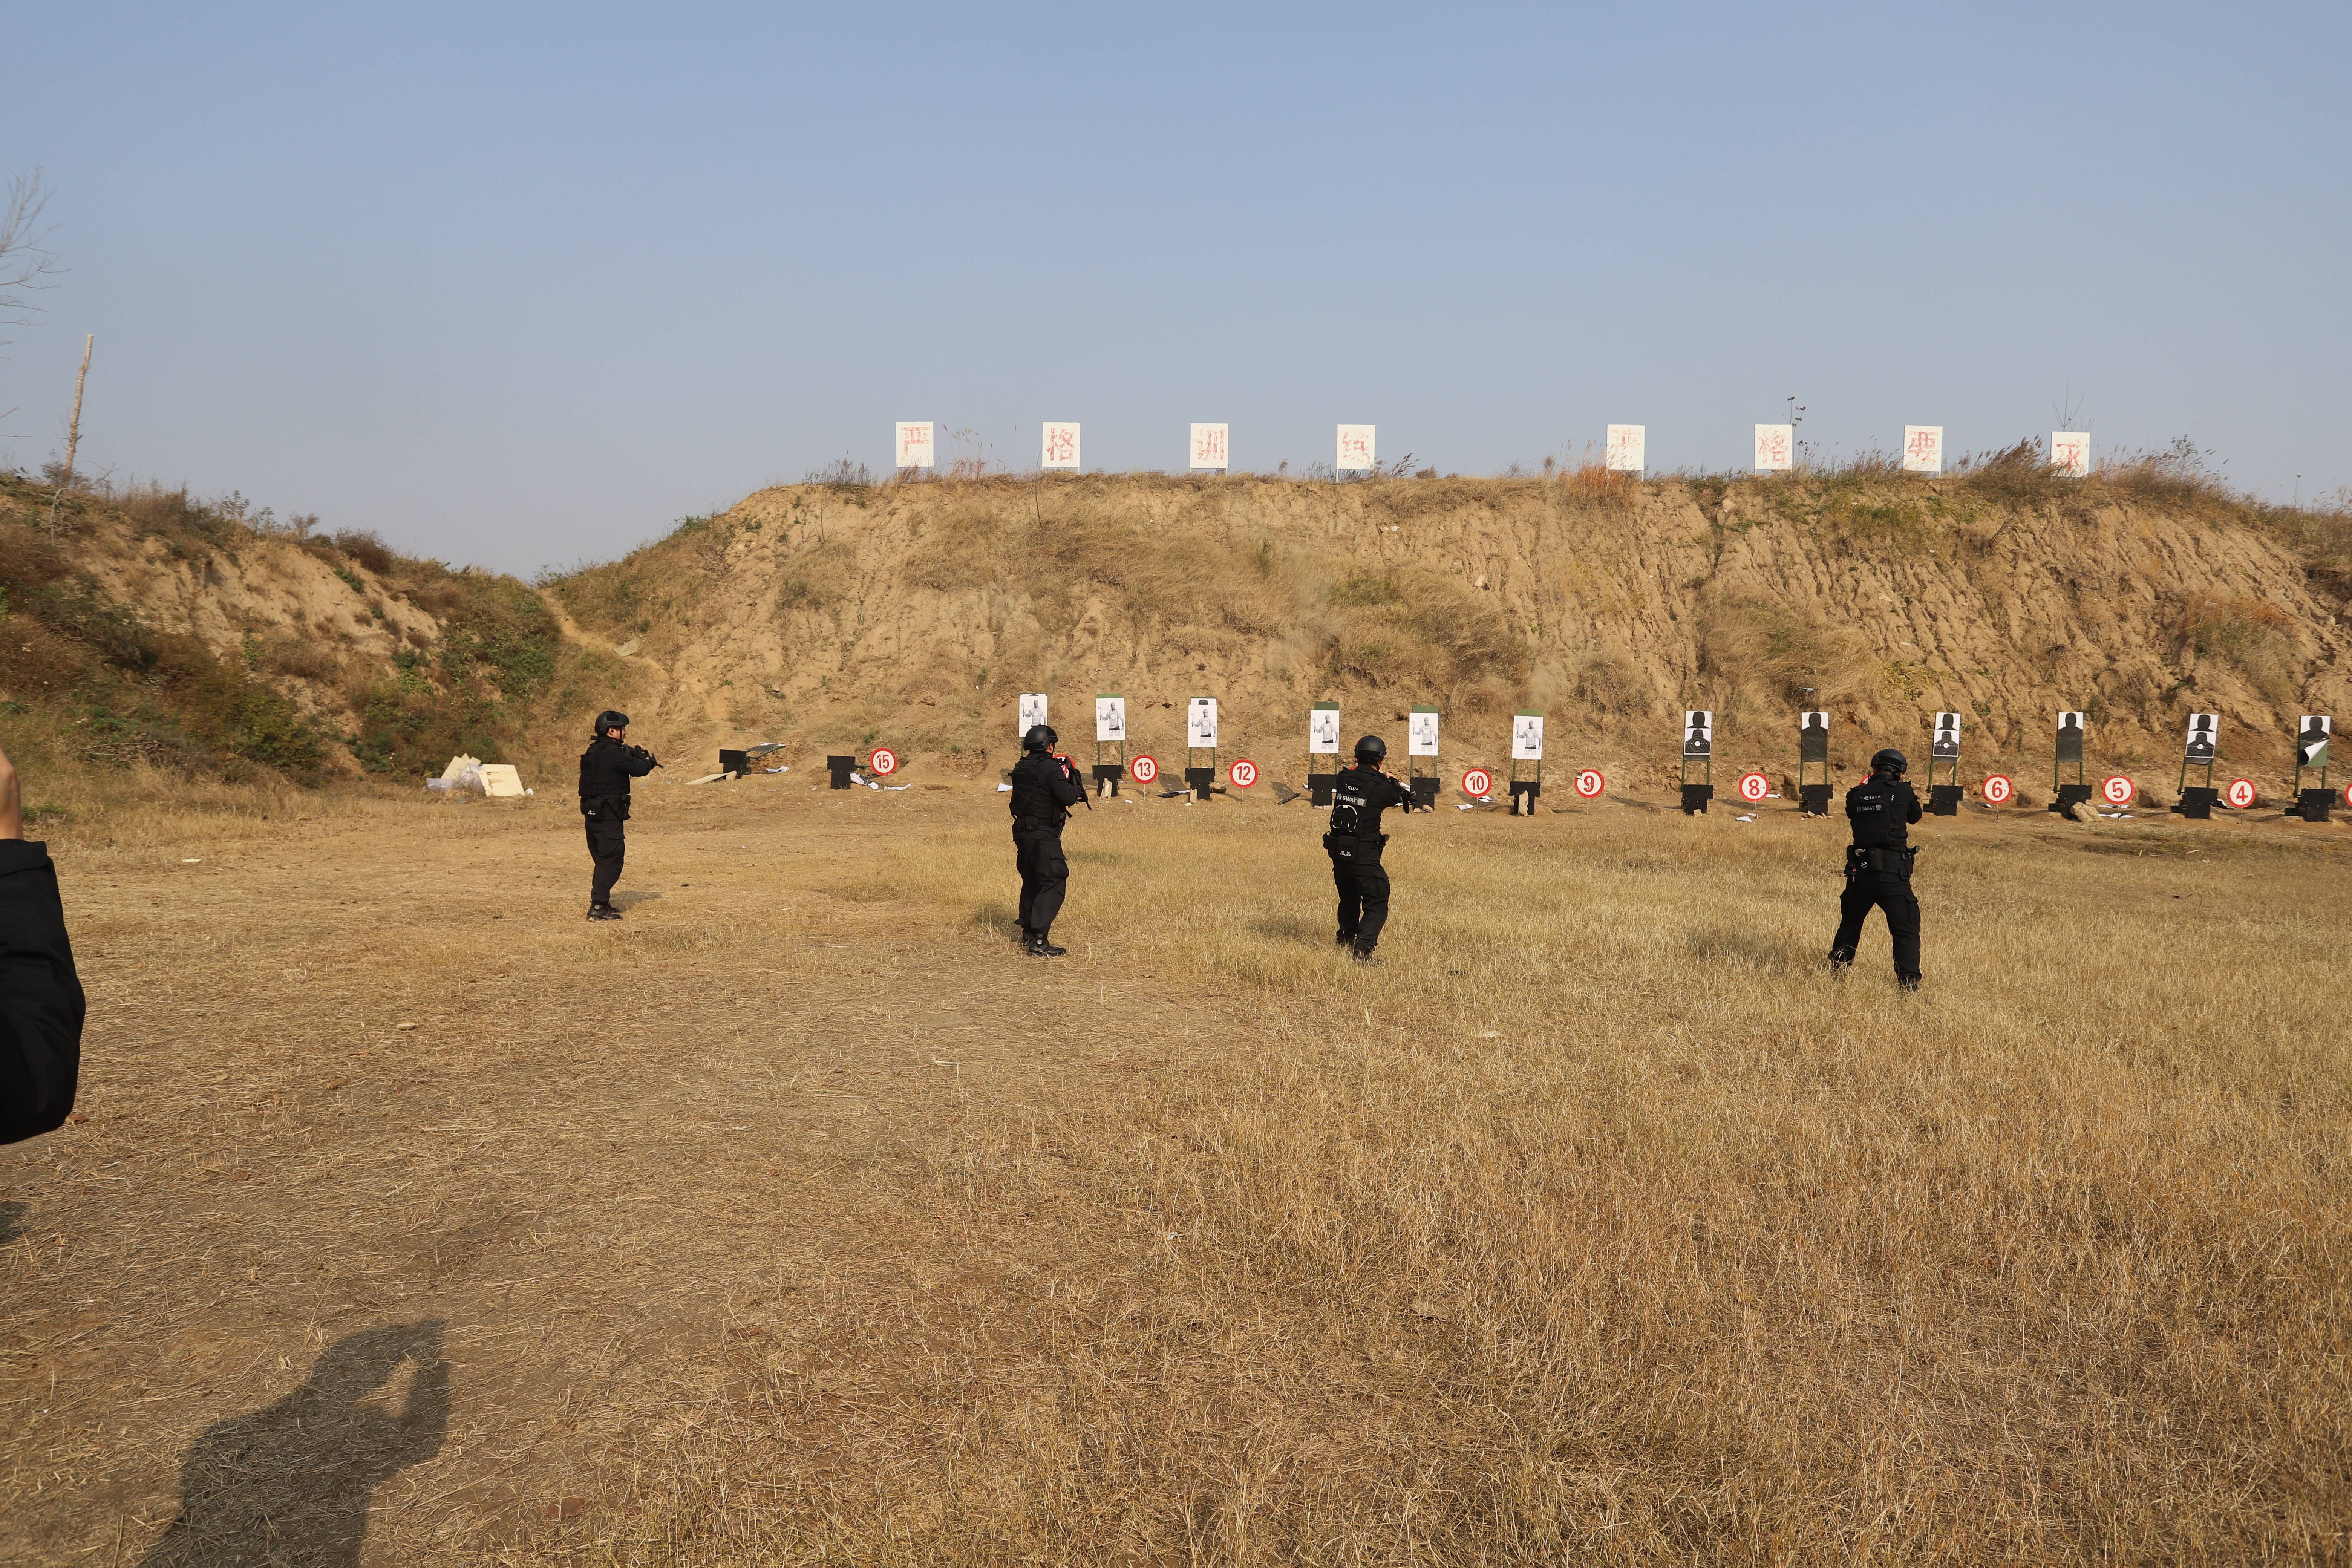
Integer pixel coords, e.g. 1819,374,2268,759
44,332,92,536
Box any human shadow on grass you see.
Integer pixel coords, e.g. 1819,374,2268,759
1683,926,1813,974
139,1320,449,1568
611,890,661,912
0,1199,24,1245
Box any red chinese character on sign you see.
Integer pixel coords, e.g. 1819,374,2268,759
1196,428,1224,463
1907,429,1939,461
1760,430,1789,463
1044,428,1075,463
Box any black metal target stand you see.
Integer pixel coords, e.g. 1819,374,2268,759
2049,711,2091,815
2292,715,2333,822
1680,710,1714,814
2173,711,2220,819
1797,710,1832,815
1925,711,1962,815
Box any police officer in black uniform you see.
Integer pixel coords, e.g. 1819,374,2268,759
1326,734,1415,963
578,710,658,922
1009,723,1088,956
1828,746,1923,989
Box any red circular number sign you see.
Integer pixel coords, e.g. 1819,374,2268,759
1461,767,1494,797
2225,777,2256,809
1228,759,1257,788
1574,768,1606,799
867,747,898,776
1130,753,1158,784
1981,774,2014,805
1737,771,1770,804
2100,774,2136,806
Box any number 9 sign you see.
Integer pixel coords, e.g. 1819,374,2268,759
1130,753,1158,785
1573,768,1606,799
1981,773,2013,805
2100,774,2136,807
1736,771,1769,804
2225,777,2256,810
867,747,899,776
1228,759,1258,789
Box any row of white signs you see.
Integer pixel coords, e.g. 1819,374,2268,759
1028,695,2334,766
896,423,2097,478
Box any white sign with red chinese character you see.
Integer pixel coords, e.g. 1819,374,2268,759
894,422,934,469
2052,431,2091,478
1753,424,1793,472
1903,425,1944,474
1336,424,1376,472
1606,424,1646,472
1190,423,1229,470
1041,422,1081,470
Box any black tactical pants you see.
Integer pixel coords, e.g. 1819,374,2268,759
1015,830,1069,939
585,817,626,906
1830,867,1920,982
1328,838,1392,954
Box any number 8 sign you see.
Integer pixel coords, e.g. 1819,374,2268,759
1737,772,1769,804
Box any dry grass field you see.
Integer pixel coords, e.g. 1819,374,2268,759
3,772,2348,1565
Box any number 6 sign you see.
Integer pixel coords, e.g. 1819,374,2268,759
1981,773,2013,805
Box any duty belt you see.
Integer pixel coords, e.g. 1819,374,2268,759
1845,845,1917,874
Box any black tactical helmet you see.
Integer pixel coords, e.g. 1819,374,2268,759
1871,747,1908,775
1023,723,1058,752
594,709,631,735
1354,734,1387,764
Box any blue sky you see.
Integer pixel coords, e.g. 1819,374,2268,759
3,2,2345,573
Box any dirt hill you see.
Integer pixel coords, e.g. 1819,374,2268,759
8,453,2348,816
0,474,619,819
546,454,2352,793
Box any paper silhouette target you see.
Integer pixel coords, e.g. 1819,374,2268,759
1187,697,1218,748
1019,692,1049,737
2298,716,2331,767
1228,759,1258,789
1683,711,1713,758
1798,711,1828,763
1130,753,1158,784
1931,712,1962,761
2100,775,2135,807
1511,713,1544,761
1461,767,1494,798
1095,695,1126,742
2055,712,2087,764
1408,708,1440,756
868,747,899,776
1737,772,1770,804
2184,712,2219,763
1308,704,1341,755
1981,773,2014,805
1574,768,1606,799
2225,777,2257,809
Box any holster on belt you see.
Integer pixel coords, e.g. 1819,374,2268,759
1845,845,1917,876
1324,831,1389,864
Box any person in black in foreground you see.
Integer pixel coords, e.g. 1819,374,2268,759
577,710,659,922
0,744,84,1144
1009,723,1088,956
1325,734,1415,964
1829,746,1923,990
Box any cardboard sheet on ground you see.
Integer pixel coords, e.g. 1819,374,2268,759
478,764,526,798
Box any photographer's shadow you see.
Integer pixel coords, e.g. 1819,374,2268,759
140,1320,449,1568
